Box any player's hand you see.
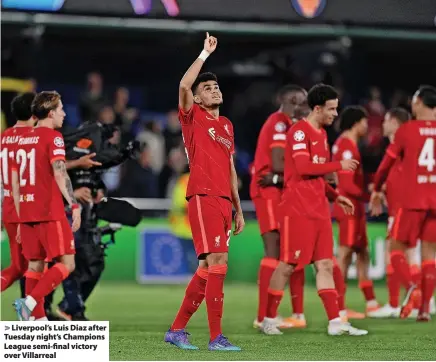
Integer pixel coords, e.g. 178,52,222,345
340,159,359,171
16,225,21,244
257,173,275,187
94,189,105,204
233,211,245,235
369,191,384,216
336,195,354,216
71,207,81,232
77,153,102,169
204,32,217,54
74,187,92,203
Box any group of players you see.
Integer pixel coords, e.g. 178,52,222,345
1,91,83,321
163,33,436,351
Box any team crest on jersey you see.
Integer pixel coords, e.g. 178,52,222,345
293,130,305,142
54,137,64,147
342,150,353,160
290,0,326,19
275,122,287,132
224,124,230,135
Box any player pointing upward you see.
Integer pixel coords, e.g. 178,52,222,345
164,33,244,351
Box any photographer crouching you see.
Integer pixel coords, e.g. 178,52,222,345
42,117,141,320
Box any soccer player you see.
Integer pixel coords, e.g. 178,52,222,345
1,93,36,292
250,84,309,329
260,84,368,336
332,106,381,318
370,85,436,321
11,91,81,321
164,33,245,351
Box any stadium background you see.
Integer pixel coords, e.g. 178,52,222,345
1,1,436,360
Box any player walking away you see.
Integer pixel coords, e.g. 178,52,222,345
260,84,368,336
332,106,382,319
164,33,245,351
1,93,36,292
11,91,81,321
250,85,309,329
370,85,436,322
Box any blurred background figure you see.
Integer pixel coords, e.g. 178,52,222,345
79,72,107,123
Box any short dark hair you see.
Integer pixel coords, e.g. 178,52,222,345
31,91,62,119
339,106,368,132
11,92,36,121
387,107,410,124
416,85,436,109
192,72,218,93
277,84,305,98
307,83,338,109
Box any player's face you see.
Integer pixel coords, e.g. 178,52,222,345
318,99,338,126
383,113,397,137
357,117,368,137
51,101,66,128
195,81,222,108
282,91,309,120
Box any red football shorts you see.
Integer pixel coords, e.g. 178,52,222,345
280,216,333,269
253,197,280,235
188,195,233,259
337,215,368,251
391,208,436,246
4,222,27,273
20,217,75,261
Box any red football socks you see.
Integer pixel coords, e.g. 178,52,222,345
318,288,340,321
358,280,376,302
410,264,421,287
1,265,22,292
171,267,208,330
266,288,284,319
420,261,436,314
390,251,413,289
24,271,45,319
386,264,400,308
290,268,305,315
205,264,227,341
257,257,279,322
332,260,346,310
29,263,70,302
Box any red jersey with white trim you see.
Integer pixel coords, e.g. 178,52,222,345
250,111,292,200
179,104,235,200
385,154,403,216
373,120,436,210
281,119,342,219
331,136,367,218
0,126,33,223
12,127,67,222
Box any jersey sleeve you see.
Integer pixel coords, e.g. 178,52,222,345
48,132,66,164
373,143,397,192
228,120,235,155
178,104,196,125
291,124,342,176
270,114,288,149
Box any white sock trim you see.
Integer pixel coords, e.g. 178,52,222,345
25,296,37,311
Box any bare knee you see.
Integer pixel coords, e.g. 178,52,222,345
28,260,45,273
262,231,280,259
421,241,436,262
338,246,353,261
58,254,75,273
277,261,294,278
206,252,228,266
315,259,333,275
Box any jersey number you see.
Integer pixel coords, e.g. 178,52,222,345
0,148,36,186
418,138,435,172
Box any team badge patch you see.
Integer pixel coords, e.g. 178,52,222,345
54,137,64,147
290,0,326,19
293,130,305,142
342,150,353,160
275,122,287,132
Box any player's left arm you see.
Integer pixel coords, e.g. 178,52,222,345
230,155,245,235
325,182,355,215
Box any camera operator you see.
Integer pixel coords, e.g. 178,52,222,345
44,118,141,320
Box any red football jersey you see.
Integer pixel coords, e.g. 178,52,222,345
385,155,403,216
374,120,436,210
179,104,235,199
281,119,342,219
249,111,292,200
1,126,33,223
331,136,367,219
12,127,67,222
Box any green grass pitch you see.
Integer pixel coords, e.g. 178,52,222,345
1,282,434,360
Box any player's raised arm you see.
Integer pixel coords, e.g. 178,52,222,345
179,32,217,111
230,155,245,235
